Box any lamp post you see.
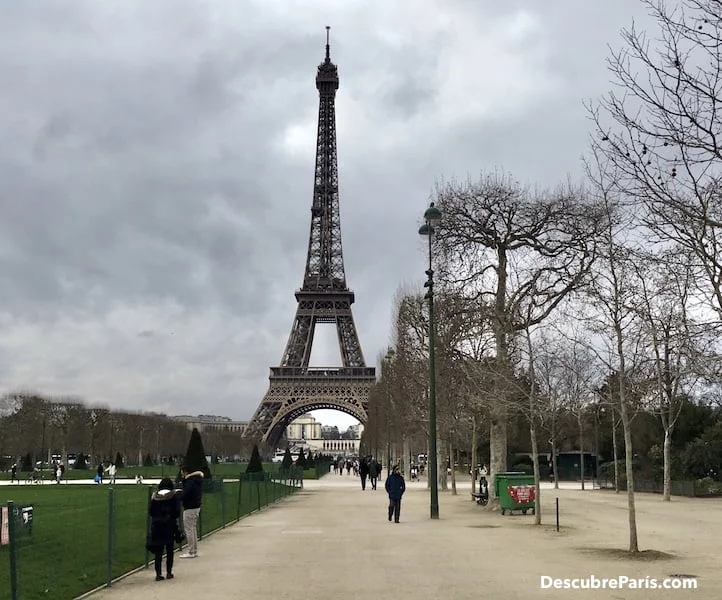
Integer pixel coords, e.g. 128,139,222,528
419,201,442,519
384,349,395,476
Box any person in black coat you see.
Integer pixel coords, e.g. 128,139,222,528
146,477,182,581
385,465,406,523
368,458,379,490
359,457,370,490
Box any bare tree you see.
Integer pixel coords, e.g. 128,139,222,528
534,335,573,490
634,249,721,500
590,0,722,319
554,337,599,491
583,153,651,553
47,397,85,467
433,172,601,501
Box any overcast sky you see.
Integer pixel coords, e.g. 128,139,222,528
0,1,653,426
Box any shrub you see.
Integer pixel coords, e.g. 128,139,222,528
295,448,307,469
280,447,293,471
74,453,88,470
21,453,32,471
114,452,124,469
246,445,264,473
696,476,722,495
143,453,155,467
183,428,212,479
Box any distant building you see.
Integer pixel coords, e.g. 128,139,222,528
286,413,322,441
173,414,248,434
345,423,364,439
321,425,340,439
284,414,362,456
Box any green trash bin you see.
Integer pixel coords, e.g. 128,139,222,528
494,472,536,515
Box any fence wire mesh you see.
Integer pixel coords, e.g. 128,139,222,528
1,473,301,600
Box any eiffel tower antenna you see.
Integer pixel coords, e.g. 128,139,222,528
243,29,375,451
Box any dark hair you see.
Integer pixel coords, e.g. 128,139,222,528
159,477,175,491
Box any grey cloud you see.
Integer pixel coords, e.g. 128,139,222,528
0,0,655,421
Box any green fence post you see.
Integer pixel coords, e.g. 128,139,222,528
256,481,261,512
8,501,18,600
221,480,226,528
144,486,152,568
107,487,115,587
198,509,203,541
237,475,242,521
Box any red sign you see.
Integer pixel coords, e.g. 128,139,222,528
1,506,8,545
507,484,535,504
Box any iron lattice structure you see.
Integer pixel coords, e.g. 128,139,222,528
243,29,376,449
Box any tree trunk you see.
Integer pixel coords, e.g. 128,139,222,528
438,437,448,491
530,421,542,525
551,441,559,490
471,417,477,495
594,414,600,485
450,440,457,495
138,427,144,468
489,246,509,506
578,414,585,491
662,426,672,502
619,395,639,552
489,413,507,502
612,409,620,493
426,438,431,490
402,436,410,479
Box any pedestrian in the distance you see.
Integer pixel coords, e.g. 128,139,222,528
385,465,406,523
369,458,378,490
10,463,17,484
146,477,181,581
178,465,204,559
359,457,370,490
105,462,117,484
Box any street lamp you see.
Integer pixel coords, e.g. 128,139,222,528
419,201,442,519
384,349,395,477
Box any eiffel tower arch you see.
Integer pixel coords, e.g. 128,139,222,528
243,28,376,450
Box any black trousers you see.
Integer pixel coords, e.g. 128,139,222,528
154,542,174,576
369,476,377,490
360,474,368,490
388,498,401,522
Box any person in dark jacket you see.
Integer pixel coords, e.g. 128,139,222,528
368,458,379,490
359,457,370,490
178,465,204,559
385,465,406,523
146,477,182,581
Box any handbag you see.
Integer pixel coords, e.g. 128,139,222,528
145,531,161,554
174,523,186,544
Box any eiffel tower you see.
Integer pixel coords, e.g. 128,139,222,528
243,28,376,450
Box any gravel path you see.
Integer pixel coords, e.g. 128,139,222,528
87,475,720,600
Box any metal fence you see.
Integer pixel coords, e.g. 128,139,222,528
595,477,722,497
0,472,302,600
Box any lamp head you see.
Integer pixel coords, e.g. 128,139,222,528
418,223,434,236
424,202,442,226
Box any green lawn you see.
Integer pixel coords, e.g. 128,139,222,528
0,478,297,600
1,462,285,482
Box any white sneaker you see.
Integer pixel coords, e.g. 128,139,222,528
178,553,196,559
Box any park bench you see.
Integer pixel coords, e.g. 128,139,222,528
471,491,488,505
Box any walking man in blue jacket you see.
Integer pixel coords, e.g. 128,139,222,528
385,465,406,523
178,465,204,558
